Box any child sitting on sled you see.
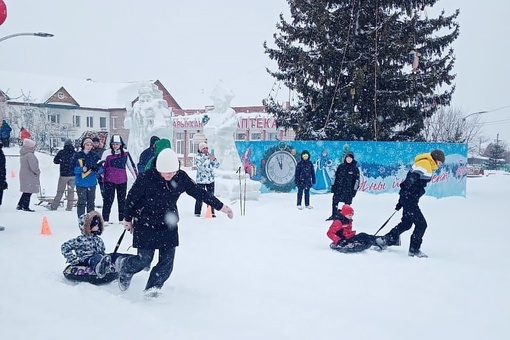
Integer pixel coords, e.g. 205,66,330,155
61,210,114,280
327,204,381,253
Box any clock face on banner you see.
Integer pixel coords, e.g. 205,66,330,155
261,144,298,192
265,150,297,186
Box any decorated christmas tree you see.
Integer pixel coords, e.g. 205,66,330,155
264,0,459,141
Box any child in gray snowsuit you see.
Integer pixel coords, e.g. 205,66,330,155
61,210,112,278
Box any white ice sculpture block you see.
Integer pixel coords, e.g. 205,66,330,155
203,80,261,201
124,82,173,162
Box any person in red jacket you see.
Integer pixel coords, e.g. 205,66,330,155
327,204,381,253
19,127,31,141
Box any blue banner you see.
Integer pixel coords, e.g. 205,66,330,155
235,141,468,198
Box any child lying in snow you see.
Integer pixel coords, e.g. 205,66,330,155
327,204,381,253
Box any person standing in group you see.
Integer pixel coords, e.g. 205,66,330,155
71,138,102,218
17,139,40,212
137,135,160,174
194,142,220,217
116,148,234,297
0,119,12,147
19,127,31,143
143,138,171,172
377,149,445,258
91,136,106,199
326,151,360,221
48,139,76,211
0,140,7,229
294,150,316,209
100,135,137,225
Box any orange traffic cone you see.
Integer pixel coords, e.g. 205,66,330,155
204,205,213,219
10,170,16,178
41,216,52,235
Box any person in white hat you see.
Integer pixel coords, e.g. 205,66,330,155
194,142,220,217
117,148,233,297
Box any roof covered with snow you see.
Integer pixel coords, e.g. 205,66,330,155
0,70,155,109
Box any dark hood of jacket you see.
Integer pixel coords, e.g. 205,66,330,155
149,136,160,148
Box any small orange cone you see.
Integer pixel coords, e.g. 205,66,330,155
204,205,213,219
41,216,52,235
10,170,16,178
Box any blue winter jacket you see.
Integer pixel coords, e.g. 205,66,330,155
71,150,102,188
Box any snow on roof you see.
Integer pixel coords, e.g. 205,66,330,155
0,70,152,109
468,153,490,160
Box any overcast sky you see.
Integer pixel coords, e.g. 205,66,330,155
1,0,509,143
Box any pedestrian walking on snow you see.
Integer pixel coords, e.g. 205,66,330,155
117,148,233,297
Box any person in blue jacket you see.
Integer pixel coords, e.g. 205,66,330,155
70,138,102,218
0,119,12,147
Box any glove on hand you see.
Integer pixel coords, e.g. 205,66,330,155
395,202,403,211
1,180,7,190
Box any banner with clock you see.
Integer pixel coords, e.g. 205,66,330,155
235,140,467,198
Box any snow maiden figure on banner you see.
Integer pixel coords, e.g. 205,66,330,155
312,149,332,194
124,83,173,163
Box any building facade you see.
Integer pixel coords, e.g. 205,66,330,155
0,71,294,165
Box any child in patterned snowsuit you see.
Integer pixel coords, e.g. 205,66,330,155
327,204,380,253
194,142,220,217
61,210,112,278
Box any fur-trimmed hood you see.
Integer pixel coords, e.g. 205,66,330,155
78,210,104,236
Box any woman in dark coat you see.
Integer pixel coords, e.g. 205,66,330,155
327,151,360,221
294,150,316,209
117,148,233,297
0,140,7,210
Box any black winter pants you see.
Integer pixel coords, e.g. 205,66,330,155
102,182,127,222
122,247,176,290
17,192,32,209
297,187,310,207
194,182,215,215
331,193,353,215
76,186,96,218
385,204,427,251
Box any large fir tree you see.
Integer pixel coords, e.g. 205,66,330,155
264,0,459,141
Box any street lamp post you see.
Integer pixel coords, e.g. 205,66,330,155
462,110,488,121
0,32,53,43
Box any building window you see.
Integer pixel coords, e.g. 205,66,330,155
86,116,94,128
236,133,246,141
48,113,60,124
111,116,117,129
267,132,278,141
188,132,196,155
73,115,81,127
100,117,107,129
251,132,262,140
175,132,184,155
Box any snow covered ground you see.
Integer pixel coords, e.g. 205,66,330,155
0,147,509,340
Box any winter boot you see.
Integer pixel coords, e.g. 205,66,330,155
144,287,162,299
408,248,428,258
375,237,387,250
116,257,134,291
95,255,112,279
